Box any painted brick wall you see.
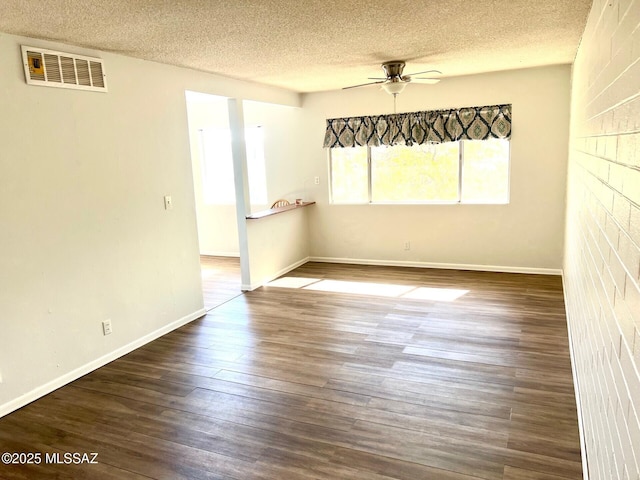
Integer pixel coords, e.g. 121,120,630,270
564,0,640,479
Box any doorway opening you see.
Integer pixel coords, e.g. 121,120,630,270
185,91,243,309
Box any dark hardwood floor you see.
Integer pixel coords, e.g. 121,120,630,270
200,255,242,310
0,263,582,479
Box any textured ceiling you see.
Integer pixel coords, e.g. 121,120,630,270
0,0,592,93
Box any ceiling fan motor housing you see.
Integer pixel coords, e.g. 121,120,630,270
342,60,440,90
382,61,406,81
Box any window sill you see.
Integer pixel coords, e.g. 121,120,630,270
246,201,316,219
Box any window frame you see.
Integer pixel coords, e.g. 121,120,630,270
329,139,510,206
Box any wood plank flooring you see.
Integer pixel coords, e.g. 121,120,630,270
200,255,242,310
0,262,582,479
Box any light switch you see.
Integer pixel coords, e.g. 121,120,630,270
164,195,173,210
102,319,112,336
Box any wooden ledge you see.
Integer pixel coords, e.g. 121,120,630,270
246,201,316,220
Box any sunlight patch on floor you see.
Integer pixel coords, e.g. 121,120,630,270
201,268,221,278
401,287,469,301
303,279,415,297
266,276,470,302
266,277,321,288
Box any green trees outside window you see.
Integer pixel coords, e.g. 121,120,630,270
330,139,509,204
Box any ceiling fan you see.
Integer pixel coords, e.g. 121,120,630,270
344,60,442,95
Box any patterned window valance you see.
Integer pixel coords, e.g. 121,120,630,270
323,103,511,148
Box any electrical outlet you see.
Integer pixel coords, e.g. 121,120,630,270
314,176,320,185
164,195,173,210
102,319,113,336
404,241,411,251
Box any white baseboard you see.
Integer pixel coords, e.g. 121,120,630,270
242,256,310,291
561,272,590,480
308,256,562,275
199,250,239,257
0,308,207,419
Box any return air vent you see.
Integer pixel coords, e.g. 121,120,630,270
21,46,107,92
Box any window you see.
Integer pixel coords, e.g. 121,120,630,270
199,127,267,205
330,139,509,204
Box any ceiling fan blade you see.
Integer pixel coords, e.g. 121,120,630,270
405,69,442,76
343,80,385,90
367,77,387,80
413,78,441,84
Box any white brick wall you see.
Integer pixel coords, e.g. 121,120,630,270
565,0,640,479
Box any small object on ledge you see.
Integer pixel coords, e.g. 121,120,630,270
246,201,316,219
270,199,290,208
295,198,303,205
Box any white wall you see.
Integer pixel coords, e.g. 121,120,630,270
563,0,640,479
300,65,571,272
243,100,314,209
0,32,300,416
241,101,314,289
246,208,311,290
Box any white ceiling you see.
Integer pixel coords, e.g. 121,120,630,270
0,0,592,93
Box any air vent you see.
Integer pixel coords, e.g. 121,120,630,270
21,45,108,92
